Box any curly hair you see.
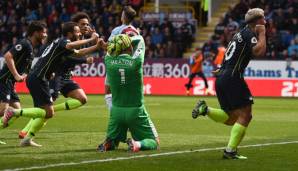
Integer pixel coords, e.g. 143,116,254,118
71,12,90,23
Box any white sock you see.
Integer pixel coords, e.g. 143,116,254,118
135,141,141,148
225,147,235,153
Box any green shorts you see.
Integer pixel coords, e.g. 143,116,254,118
106,105,158,143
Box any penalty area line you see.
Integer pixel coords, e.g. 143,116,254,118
3,140,298,171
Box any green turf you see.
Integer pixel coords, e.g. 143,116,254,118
1,95,298,170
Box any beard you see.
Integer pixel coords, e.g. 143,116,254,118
36,37,45,45
71,35,79,41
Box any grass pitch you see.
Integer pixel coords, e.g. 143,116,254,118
1,95,298,171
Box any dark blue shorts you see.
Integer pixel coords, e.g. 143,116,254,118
0,79,20,103
49,75,80,99
215,72,253,112
26,74,53,107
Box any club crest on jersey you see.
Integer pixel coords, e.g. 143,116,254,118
251,37,257,43
15,44,22,51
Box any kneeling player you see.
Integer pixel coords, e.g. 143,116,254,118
97,34,159,152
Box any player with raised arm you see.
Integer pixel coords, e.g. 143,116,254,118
97,34,159,152
3,21,103,147
0,21,47,131
192,8,266,159
18,12,95,139
104,5,139,111
50,12,95,102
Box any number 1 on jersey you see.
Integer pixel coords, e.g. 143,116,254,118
119,68,126,84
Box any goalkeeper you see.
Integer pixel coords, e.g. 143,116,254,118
97,34,159,152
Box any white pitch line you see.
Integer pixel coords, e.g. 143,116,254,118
3,140,298,171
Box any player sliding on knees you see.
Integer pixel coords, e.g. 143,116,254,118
3,22,105,147
192,8,266,159
97,34,159,152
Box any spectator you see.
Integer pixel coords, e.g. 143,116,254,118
146,49,156,58
151,27,163,46
214,16,225,35
160,17,174,36
174,28,184,57
164,40,178,58
0,1,198,59
288,39,298,58
181,19,195,49
273,8,285,30
60,8,71,22
232,0,249,22
288,18,298,35
204,0,298,60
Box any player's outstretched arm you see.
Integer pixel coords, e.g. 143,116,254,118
4,51,26,82
252,25,266,58
73,38,104,57
66,32,99,50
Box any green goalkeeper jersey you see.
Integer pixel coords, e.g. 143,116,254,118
104,35,145,107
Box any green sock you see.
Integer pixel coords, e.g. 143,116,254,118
22,119,34,132
14,108,46,118
207,107,229,123
227,123,247,150
27,118,46,138
54,99,83,112
140,139,158,150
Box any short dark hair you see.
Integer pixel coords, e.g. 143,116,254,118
27,21,47,37
123,6,136,22
62,22,78,36
71,12,90,23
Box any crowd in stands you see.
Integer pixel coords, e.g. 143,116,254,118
137,18,195,58
0,0,195,58
208,0,298,60
1,0,298,60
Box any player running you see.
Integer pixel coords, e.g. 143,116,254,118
0,21,47,129
18,12,94,139
192,8,266,159
3,21,104,147
97,34,159,152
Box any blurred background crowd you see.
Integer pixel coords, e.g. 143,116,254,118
207,0,298,60
0,0,297,60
